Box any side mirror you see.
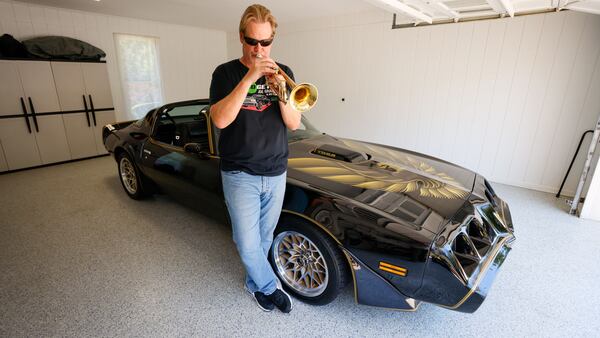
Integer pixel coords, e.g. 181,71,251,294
184,143,210,159
184,142,203,154
129,132,148,140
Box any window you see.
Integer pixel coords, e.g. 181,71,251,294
154,104,210,149
114,34,164,119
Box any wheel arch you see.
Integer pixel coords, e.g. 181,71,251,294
113,144,138,165
113,146,126,162
279,209,342,246
278,209,355,294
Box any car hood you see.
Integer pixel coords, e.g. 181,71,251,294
287,135,476,233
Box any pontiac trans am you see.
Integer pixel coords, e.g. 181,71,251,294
103,99,515,313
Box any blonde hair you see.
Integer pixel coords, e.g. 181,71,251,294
239,4,278,36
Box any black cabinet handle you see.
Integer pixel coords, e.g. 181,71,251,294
27,97,39,133
88,95,97,126
82,95,91,127
19,97,32,134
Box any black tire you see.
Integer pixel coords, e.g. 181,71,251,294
269,215,349,305
117,152,150,200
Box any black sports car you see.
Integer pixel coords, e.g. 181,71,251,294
103,99,515,313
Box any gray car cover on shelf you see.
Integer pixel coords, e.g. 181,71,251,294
22,36,106,61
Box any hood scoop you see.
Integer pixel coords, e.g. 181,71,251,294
312,144,367,163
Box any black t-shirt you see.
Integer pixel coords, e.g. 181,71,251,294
209,59,294,176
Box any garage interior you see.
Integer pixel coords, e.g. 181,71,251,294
1,0,600,336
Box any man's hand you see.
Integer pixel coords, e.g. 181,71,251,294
270,73,286,86
267,72,286,100
244,55,278,83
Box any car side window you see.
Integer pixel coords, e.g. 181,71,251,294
153,104,210,150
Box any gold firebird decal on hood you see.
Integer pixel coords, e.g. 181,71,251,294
288,155,469,200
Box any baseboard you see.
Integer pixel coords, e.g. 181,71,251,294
487,178,575,198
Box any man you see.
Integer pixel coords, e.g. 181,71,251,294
209,4,301,313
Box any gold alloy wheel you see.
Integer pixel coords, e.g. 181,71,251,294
119,157,138,195
273,231,329,297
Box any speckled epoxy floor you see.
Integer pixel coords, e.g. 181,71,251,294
1,156,599,337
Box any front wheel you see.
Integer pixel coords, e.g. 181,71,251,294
269,215,349,305
117,152,150,200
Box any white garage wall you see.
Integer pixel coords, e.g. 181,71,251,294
227,10,600,196
0,0,226,121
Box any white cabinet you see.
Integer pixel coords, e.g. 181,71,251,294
35,115,71,164
62,112,98,159
0,60,61,116
0,61,26,117
0,140,10,172
0,117,42,170
0,60,66,171
51,62,88,111
82,63,113,109
62,110,116,159
0,59,114,172
0,114,71,170
52,61,115,159
17,61,61,114
52,61,113,111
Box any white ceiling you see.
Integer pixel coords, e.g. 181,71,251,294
15,0,381,32
15,0,600,30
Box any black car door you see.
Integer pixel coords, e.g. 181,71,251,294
140,102,226,219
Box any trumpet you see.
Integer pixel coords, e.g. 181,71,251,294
257,54,318,113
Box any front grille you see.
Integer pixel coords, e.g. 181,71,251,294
453,233,479,276
450,207,499,280
467,218,493,256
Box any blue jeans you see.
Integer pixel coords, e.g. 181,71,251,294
221,170,287,295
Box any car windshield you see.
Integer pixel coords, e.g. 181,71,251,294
288,116,321,142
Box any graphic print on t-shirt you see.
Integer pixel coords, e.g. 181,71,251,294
242,82,278,112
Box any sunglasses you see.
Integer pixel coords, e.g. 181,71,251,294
243,36,274,47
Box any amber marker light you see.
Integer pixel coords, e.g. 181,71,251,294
379,262,407,277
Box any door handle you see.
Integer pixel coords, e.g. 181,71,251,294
82,95,91,127
19,97,32,133
88,95,97,126
27,97,39,133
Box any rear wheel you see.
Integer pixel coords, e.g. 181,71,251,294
117,152,150,200
270,215,349,305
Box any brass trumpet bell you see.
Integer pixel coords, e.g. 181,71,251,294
288,82,318,113
258,54,318,113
